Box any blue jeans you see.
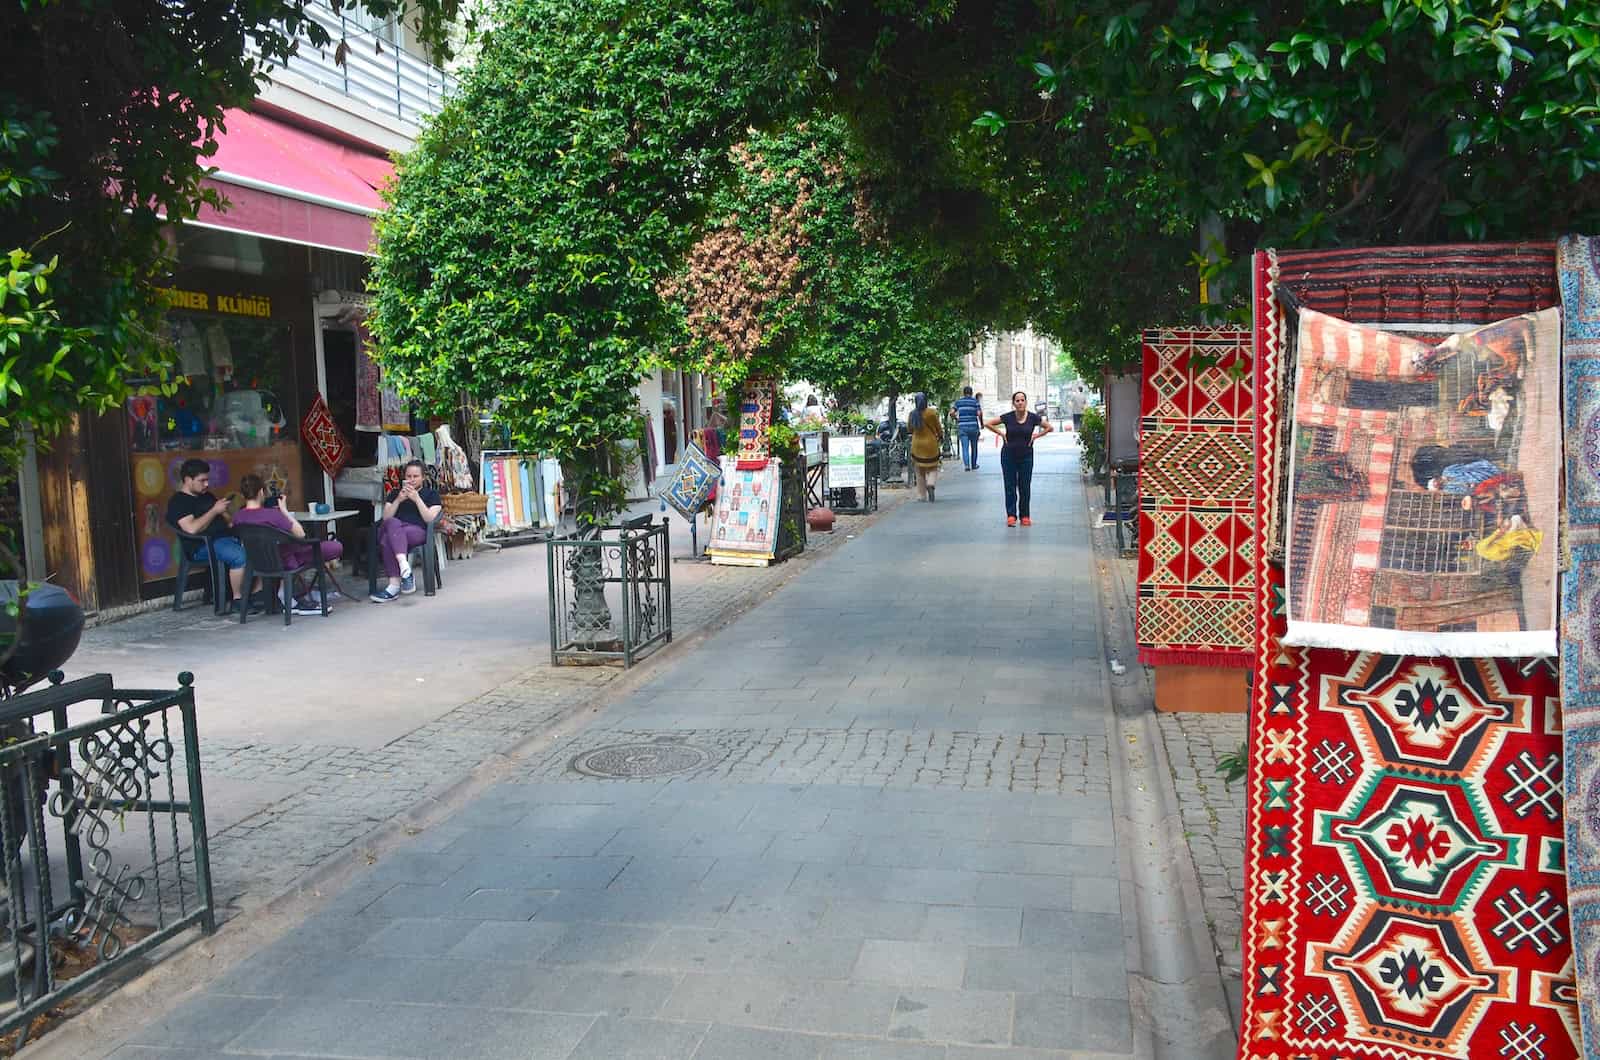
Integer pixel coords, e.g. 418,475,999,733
1001,448,1033,517
959,428,980,468
191,536,245,570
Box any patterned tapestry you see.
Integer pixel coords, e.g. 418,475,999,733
1285,307,1561,658
299,393,351,477
659,441,720,519
1136,325,1255,667
708,457,781,566
736,376,776,464
1240,246,1579,1060
1559,233,1600,1060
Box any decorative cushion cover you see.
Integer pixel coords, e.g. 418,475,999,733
660,441,720,518
300,394,351,477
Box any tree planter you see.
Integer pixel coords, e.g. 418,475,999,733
547,520,672,667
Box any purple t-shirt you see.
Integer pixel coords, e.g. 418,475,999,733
233,506,295,534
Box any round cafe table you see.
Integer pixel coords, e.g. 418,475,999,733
287,509,358,599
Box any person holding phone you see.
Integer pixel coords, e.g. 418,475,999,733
985,390,1052,526
166,458,249,606
372,459,442,602
233,474,342,614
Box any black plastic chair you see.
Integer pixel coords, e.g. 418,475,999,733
170,526,231,615
235,524,330,627
367,511,444,599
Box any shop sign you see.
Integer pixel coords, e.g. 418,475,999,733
832,435,866,488
158,287,273,318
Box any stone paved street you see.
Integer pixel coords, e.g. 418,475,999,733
54,437,1234,1060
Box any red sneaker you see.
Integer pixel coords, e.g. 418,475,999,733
1021,517,1033,526
1006,516,1018,527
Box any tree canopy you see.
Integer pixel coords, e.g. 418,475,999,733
368,0,804,519
788,0,1600,373
661,115,975,407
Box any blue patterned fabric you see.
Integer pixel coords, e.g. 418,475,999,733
1561,233,1600,1060
659,441,720,518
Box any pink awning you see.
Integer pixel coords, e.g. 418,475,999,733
190,108,394,255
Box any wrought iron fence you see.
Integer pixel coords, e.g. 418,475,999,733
0,672,214,1044
548,519,672,668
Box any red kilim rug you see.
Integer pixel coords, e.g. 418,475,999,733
1239,246,1579,1060
1135,325,1254,667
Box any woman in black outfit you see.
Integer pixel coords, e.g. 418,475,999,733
985,391,1052,526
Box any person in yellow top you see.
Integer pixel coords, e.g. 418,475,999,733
907,392,944,502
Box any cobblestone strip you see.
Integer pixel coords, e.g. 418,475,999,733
191,500,903,913
513,725,1112,796
1156,711,1247,976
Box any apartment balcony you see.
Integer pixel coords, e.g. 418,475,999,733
252,1,457,134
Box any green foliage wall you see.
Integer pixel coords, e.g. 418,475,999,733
369,0,800,519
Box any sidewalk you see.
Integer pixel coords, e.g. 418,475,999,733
55,496,898,920
47,437,1232,1060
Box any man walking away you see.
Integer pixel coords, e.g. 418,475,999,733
1069,389,1087,433
953,386,982,470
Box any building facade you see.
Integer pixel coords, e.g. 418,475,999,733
31,5,458,612
962,327,1054,415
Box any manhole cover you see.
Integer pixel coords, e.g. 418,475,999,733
569,741,712,778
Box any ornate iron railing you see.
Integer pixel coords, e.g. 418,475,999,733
0,672,213,1044
547,519,672,668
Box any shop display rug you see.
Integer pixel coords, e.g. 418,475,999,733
1240,246,1578,1060
1285,306,1561,658
1559,233,1600,1060
1135,324,1255,667
736,376,776,463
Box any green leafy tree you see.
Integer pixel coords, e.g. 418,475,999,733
0,0,462,457
772,0,1600,374
662,116,975,414
369,0,803,524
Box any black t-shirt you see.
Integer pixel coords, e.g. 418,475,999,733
1000,411,1042,453
166,490,232,542
386,485,442,527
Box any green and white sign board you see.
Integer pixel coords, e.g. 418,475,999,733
832,436,866,489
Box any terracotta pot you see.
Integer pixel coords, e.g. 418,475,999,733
806,507,836,532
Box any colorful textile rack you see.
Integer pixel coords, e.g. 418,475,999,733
1135,325,1255,667
1560,234,1600,1060
1240,244,1578,1060
480,452,541,531
1284,307,1561,658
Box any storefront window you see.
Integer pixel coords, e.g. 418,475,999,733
129,312,301,584
130,315,292,453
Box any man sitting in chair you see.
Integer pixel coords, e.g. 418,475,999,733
166,458,249,610
233,474,343,615
372,459,441,602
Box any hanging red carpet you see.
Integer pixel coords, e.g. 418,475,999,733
1239,246,1578,1060
1135,325,1255,667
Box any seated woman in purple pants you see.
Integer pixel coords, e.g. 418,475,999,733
232,474,344,614
371,459,442,602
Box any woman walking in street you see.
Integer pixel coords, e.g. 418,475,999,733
907,392,944,502
986,390,1051,526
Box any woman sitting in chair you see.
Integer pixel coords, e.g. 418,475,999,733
233,474,343,615
372,459,442,602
